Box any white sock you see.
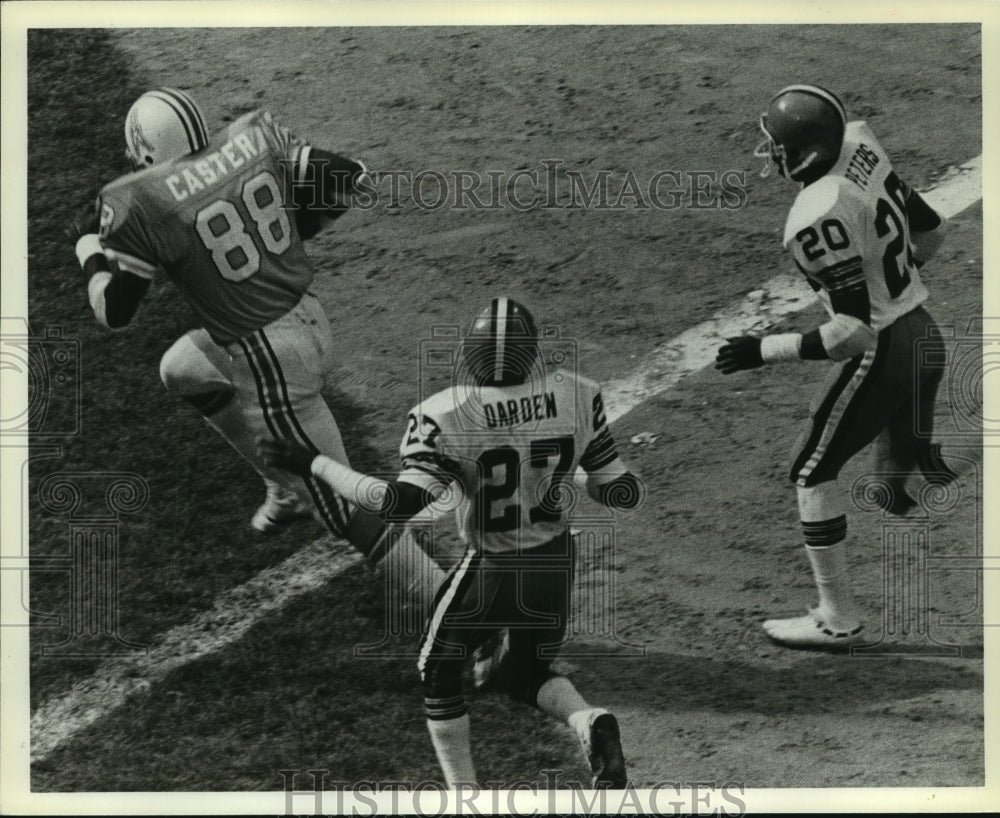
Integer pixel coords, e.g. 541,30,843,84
426,715,476,786
805,542,859,624
536,675,590,723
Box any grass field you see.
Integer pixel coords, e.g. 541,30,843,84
11,17,990,811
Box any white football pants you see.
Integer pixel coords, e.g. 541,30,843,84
159,292,352,537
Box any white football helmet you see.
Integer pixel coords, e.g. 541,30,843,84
124,88,209,169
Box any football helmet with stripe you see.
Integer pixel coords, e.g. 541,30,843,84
124,87,210,170
754,84,847,183
459,297,540,387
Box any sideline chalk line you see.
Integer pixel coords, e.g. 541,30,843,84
29,154,983,763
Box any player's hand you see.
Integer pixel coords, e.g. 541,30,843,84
66,200,100,243
715,336,764,374
257,437,315,477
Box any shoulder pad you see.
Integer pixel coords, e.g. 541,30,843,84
845,120,880,150
409,387,461,424
783,177,855,246
230,108,264,131
561,369,599,394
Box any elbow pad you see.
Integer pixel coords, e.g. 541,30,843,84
904,187,943,232
818,313,877,361
88,269,150,329
102,272,151,328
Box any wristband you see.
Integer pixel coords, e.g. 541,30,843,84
75,234,105,267
760,333,802,362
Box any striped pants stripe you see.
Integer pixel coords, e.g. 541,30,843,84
229,293,353,537
789,306,945,487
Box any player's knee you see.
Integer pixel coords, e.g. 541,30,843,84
796,481,843,522
159,332,230,395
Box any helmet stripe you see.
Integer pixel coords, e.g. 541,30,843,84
493,297,508,384
162,87,209,147
774,84,847,127
146,90,198,153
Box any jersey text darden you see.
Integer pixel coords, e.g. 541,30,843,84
164,128,266,201
483,391,558,428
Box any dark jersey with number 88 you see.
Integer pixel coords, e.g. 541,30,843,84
98,109,315,344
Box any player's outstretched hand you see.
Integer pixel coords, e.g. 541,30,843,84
67,200,100,243
715,336,764,374
257,437,315,477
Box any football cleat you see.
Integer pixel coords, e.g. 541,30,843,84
251,486,313,534
763,608,864,650
584,712,628,789
754,84,847,182
125,88,209,170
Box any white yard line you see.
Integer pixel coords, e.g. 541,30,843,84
29,155,983,764
605,155,983,423
30,539,361,762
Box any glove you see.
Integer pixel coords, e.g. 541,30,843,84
67,200,100,243
257,437,315,478
715,336,764,374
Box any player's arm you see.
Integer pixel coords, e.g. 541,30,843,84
70,202,152,329
899,177,948,267
715,271,875,371
580,392,642,511
717,202,875,372
288,145,371,239
257,424,458,563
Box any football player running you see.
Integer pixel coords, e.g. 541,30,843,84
260,297,642,788
70,87,368,537
715,85,954,650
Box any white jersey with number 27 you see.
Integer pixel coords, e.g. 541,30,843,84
395,370,627,554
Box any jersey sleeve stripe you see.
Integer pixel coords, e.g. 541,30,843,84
108,249,158,279
580,429,620,472
812,255,863,276
401,460,448,478
813,256,865,291
295,144,312,185
242,330,350,538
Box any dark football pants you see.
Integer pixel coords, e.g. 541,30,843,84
789,306,945,487
418,532,573,719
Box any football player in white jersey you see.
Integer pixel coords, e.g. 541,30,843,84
260,297,642,788
70,87,369,537
715,85,954,649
